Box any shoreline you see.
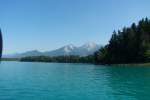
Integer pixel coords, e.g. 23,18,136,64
110,63,150,67
2,58,150,66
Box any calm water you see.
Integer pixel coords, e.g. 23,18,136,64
0,61,150,100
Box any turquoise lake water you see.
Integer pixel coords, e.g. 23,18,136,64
0,61,150,100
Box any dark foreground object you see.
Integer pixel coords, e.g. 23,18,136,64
0,29,2,59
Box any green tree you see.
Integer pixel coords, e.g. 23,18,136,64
95,18,150,64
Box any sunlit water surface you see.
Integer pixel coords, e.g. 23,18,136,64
0,61,150,100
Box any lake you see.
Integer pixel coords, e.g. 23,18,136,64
0,61,150,100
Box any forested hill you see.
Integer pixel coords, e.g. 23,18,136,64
94,18,150,64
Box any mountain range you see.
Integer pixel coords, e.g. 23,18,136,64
3,42,101,58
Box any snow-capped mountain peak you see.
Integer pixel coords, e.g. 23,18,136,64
83,42,97,47
63,44,76,53
80,42,99,51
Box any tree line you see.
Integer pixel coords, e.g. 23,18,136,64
20,55,94,63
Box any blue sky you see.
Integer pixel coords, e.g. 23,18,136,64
0,0,150,54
